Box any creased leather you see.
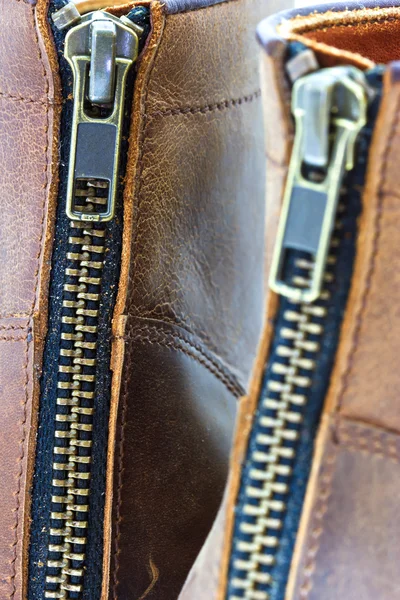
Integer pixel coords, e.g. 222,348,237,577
107,0,279,598
0,0,60,598
252,5,400,600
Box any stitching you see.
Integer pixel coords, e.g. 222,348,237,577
146,89,261,119
297,72,400,600
0,324,28,331
7,4,51,596
335,91,400,412
294,15,400,36
122,323,244,398
0,90,58,106
298,450,338,600
168,0,257,15
112,16,165,599
112,330,134,599
0,336,28,342
8,336,30,597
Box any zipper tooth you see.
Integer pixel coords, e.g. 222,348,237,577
45,182,106,599
228,251,334,600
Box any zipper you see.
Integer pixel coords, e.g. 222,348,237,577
29,4,150,599
226,55,383,600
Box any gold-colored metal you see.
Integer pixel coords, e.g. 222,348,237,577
269,67,369,303
45,182,106,600
228,240,338,600
64,12,139,222
73,0,129,14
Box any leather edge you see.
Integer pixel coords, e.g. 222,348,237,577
216,41,293,600
101,4,166,597
23,2,62,597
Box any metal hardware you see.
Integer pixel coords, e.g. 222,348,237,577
52,2,81,30
286,48,319,83
89,20,117,105
64,11,140,222
269,67,370,303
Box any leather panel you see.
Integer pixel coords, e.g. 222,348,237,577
125,0,271,389
110,317,237,600
0,1,60,598
287,417,400,600
0,328,33,599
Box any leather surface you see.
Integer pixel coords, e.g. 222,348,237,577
185,16,295,598
253,6,400,600
107,0,276,597
0,0,59,598
110,318,237,600
286,58,400,600
287,417,400,600
125,0,271,389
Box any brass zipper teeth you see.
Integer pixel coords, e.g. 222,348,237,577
228,223,341,600
45,183,106,599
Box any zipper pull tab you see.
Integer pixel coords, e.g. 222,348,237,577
61,11,141,222
269,67,371,303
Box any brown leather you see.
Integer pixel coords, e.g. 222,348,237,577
285,54,400,600
181,11,295,597
227,5,400,600
0,0,61,598
104,0,280,597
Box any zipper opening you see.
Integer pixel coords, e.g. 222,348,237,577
29,4,151,599
226,47,384,600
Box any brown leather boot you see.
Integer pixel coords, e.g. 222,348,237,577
0,0,290,598
187,2,400,599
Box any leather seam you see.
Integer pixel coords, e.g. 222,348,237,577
292,14,400,36
111,328,134,599
341,442,400,462
121,324,244,398
146,89,261,118
297,72,400,600
298,448,338,600
167,0,251,15
8,337,30,597
112,10,165,596
8,4,51,596
335,89,400,412
0,90,58,106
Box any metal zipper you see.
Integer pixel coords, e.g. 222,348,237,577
30,6,146,599
227,62,379,600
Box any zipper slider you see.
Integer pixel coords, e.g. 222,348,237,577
59,11,141,222
269,67,370,303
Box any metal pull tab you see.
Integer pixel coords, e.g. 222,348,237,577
89,20,117,105
269,67,370,303
63,11,140,222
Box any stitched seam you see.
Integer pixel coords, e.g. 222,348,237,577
0,313,31,319
8,336,30,597
298,449,338,600
111,334,134,599
335,92,400,412
0,336,29,342
8,4,51,596
112,17,165,599
0,325,28,331
167,0,249,15
146,89,261,119
122,324,244,398
0,90,58,106
297,68,400,600
294,15,400,36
